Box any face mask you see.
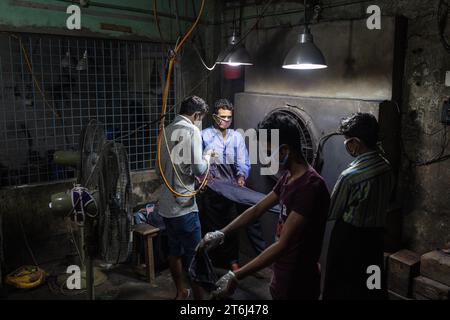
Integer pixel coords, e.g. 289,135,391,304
193,113,203,130
280,152,289,167
269,147,290,169
194,121,202,129
213,114,232,129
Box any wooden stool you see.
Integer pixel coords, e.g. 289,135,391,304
133,224,160,284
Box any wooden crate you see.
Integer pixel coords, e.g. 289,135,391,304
420,250,450,287
388,249,420,297
413,276,450,300
384,252,392,271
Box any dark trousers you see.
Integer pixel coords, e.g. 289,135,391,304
322,219,387,300
236,204,266,255
199,187,239,268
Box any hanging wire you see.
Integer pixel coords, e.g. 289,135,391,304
437,0,450,53
5,33,71,146
193,0,275,71
156,0,211,197
192,42,217,70
17,211,39,266
390,101,450,167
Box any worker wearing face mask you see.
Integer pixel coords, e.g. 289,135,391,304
199,99,266,272
198,111,330,300
158,95,216,300
323,112,394,300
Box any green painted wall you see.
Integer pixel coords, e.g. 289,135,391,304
0,0,210,41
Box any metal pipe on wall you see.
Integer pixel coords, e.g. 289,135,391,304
218,0,377,25
51,0,211,24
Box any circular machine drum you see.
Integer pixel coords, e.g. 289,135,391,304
246,104,320,194
262,105,319,170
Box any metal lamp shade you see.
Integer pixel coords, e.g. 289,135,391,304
216,34,253,66
282,32,327,70
61,51,77,69
76,51,88,71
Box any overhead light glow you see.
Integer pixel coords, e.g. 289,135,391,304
282,63,328,70
216,34,253,67
282,0,327,71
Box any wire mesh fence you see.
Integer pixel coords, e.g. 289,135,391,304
0,33,176,187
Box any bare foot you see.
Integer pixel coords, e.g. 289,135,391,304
175,289,191,300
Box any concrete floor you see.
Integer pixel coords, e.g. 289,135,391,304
2,259,272,300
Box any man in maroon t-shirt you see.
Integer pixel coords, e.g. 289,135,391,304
197,111,331,300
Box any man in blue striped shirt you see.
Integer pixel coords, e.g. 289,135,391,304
323,112,394,300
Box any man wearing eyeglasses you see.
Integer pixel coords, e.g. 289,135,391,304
322,112,394,300
199,99,266,272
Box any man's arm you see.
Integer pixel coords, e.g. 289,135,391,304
235,133,250,180
221,191,278,236
328,174,350,221
234,210,307,280
198,191,278,252
191,127,209,176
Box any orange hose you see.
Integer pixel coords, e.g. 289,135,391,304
12,34,61,120
156,0,207,197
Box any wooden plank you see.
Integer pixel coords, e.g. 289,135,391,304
388,249,421,297
133,224,160,237
420,250,450,287
145,236,155,285
413,276,450,300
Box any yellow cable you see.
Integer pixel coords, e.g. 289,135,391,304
11,34,62,120
156,0,208,197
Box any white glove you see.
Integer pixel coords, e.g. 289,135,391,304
204,149,218,163
204,154,212,163
212,271,238,298
197,230,225,251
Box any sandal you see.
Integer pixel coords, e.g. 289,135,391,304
174,288,191,300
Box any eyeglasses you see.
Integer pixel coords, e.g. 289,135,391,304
213,114,232,122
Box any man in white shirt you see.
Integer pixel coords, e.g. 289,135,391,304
158,95,214,300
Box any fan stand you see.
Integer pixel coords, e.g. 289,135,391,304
82,218,107,299
56,267,107,292
57,219,107,299
50,121,132,300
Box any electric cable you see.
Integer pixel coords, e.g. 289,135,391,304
192,42,217,70
192,0,275,71
437,0,450,53
174,0,183,40
312,131,342,170
17,211,39,267
156,0,211,197
11,35,61,120
67,222,84,265
113,61,215,142
6,33,71,147
153,0,167,50
158,47,212,195
391,100,450,167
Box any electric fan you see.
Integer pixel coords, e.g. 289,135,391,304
49,119,132,299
